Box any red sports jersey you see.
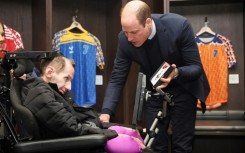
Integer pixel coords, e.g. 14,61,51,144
0,24,24,58
196,34,236,110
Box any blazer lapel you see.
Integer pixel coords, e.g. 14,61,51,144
154,18,169,62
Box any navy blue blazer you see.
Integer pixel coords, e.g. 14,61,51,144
102,13,210,115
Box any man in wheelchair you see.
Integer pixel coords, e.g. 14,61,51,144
2,51,153,153
20,55,118,139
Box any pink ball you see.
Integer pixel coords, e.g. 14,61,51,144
105,126,144,153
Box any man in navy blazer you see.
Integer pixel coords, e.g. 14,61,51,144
100,1,210,152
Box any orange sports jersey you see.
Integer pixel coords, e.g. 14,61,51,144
196,34,236,109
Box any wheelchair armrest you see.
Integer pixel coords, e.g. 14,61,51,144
14,134,107,153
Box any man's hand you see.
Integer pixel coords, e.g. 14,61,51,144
158,64,177,89
100,114,110,122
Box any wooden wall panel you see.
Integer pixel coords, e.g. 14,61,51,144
32,0,52,50
0,0,32,50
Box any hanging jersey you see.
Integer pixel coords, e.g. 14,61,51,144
196,34,236,110
52,29,105,107
53,29,105,69
0,24,24,58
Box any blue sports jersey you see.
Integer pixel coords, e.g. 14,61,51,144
52,29,104,107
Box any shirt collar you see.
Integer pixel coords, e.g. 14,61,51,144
148,19,156,40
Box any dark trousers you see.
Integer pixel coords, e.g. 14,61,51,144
143,90,197,153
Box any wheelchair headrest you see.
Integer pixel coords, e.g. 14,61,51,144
1,49,35,78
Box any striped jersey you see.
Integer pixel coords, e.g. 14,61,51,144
52,28,105,107
196,34,236,110
0,24,24,58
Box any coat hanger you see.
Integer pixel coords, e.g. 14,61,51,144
196,17,216,36
67,10,87,33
